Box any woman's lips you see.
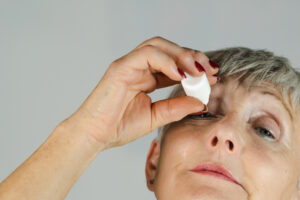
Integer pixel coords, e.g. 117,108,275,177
189,162,243,188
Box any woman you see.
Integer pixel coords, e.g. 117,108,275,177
0,36,299,199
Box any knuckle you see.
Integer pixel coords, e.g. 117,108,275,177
165,100,172,115
194,49,203,54
136,36,164,49
194,50,208,61
166,100,177,119
140,44,157,55
181,46,195,53
177,49,193,63
150,36,164,42
195,50,209,62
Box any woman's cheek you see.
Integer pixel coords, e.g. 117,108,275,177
241,145,289,197
154,129,198,199
162,130,197,163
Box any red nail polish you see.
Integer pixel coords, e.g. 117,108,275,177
191,111,205,115
177,68,186,78
209,60,220,69
195,61,205,72
191,105,208,115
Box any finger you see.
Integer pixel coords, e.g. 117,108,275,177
135,36,203,77
154,72,218,90
150,96,206,131
193,50,220,75
181,47,220,85
153,72,218,93
117,45,184,85
153,72,180,89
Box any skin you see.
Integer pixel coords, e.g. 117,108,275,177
145,78,300,199
0,36,217,199
0,35,299,199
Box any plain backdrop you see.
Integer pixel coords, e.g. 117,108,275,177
1,0,299,199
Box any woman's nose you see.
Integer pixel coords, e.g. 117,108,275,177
204,112,243,155
210,135,235,152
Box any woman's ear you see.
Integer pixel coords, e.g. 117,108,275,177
145,139,161,191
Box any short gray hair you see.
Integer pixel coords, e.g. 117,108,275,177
156,47,300,143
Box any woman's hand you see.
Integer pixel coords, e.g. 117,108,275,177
0,36,220,200
62,36,220,150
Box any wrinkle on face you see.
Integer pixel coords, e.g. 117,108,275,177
152,78,300,199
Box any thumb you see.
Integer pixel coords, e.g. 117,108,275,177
150,96,206,131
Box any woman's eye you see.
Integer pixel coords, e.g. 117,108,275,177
189,112,217,119
254,127,276,142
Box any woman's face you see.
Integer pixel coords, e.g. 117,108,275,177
145,78,300,200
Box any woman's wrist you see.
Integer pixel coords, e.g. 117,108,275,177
57,112,111,153
0,113,108,200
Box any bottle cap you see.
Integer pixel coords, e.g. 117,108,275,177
181,72,211,105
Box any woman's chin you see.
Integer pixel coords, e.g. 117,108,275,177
178,173,248,200
156,184,247,200
187,185,247,200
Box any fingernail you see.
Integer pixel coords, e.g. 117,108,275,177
209,60,220,69
191,105,208,115
213,74,220,81
177,68,186,78
194,61,205,72
202,104,208,112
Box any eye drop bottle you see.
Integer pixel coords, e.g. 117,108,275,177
181,72,211,105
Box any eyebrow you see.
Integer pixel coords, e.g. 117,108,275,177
259,90,293,122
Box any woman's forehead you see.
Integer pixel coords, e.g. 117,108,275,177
209,79,297,123
211,78,282,102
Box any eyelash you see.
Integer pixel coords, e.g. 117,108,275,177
189,112,217,119
254,127,276,141
190,112,276,141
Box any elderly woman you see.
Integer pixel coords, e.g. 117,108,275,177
0,36,299,199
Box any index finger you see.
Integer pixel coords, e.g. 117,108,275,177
135,36,217,77
154,72,180,89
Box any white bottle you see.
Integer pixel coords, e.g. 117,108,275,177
181,72,211,105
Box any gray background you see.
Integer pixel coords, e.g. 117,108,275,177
1,0,299,199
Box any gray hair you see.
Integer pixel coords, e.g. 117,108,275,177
156,46,300,142
155,46,300,188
